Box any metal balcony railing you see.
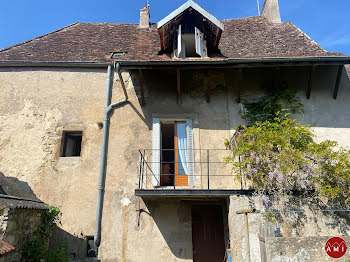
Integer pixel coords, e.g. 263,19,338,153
137,149,245,190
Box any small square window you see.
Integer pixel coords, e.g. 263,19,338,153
60,131,82,157
111,52,125,59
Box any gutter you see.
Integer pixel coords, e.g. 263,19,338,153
1,56,349,69
94,63,128,251
113,56,350,68
0,61,113,68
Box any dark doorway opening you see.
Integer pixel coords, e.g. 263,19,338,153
192,205,226,262
161,123,175,186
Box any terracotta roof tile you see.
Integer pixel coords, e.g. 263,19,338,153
0,239,15,256
0,16,343,63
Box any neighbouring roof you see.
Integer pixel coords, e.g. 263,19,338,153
0,173,48,210
0,240,15,257
0,16,343,64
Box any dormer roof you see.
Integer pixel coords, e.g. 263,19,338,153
157,0,224,31
157,1,224,52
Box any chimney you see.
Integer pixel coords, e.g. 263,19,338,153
139,6,150,28
261,0,281,23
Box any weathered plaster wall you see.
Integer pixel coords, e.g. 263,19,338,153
0,65,349,261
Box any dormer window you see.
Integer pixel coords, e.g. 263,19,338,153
157,1,224,59
177,25,206,58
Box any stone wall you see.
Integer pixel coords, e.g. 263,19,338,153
228,195,350,262
0,208,43,262
266,236,350,262
0,208,10,239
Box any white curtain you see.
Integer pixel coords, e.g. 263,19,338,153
177,123,188,175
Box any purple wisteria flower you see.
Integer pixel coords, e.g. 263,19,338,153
277,174,285,183
267,158,271,164
255,157,260,165
251,152,255,160
306,165,312,173
263,197,270,207
269,171,277,180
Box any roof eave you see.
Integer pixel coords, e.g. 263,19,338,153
1,57,350,68
0,61,113,68
114,56,350,67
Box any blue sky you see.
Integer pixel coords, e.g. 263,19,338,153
0,0,349,55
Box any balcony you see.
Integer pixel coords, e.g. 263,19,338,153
135,149,253,199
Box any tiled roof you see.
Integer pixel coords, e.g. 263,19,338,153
0,173,48,210
0,239,15,256
0,195,48,210
0,16,343,63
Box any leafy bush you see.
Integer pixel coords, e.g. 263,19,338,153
23,206,70,262
225,118,350,204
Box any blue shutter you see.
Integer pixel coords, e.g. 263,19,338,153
152,118,161,187
186,119,195,186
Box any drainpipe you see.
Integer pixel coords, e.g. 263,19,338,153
94,63,128,250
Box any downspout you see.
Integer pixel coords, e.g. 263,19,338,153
94,63,128,250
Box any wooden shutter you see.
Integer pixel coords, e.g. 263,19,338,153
152,118,161,187
177,25,186,58
177,25,183,58
195,27,204,57
186,119,195,186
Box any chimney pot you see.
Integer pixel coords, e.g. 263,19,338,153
261,0,281,23
139,6,150,28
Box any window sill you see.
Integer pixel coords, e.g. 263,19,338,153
58,157,81,166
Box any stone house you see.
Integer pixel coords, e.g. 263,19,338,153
0,0,350,261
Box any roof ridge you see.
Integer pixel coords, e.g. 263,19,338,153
288,22,327,53
77,22,139,25
221,15,261,21
0,22,80,53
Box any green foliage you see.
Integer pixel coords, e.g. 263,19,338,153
24,206,70,262
225,118,350,204
242,84,303,124
261,212,277,223
227,85,350,208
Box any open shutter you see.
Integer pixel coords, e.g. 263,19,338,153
177,25,186,58
152,118,161,187
195,27,204,57
186,119,195,186
177,25,182,58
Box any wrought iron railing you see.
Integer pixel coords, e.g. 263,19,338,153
137,149,245,190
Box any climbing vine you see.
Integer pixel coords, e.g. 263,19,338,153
242,84,303,125
225,87,350,207
23,206,70,262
